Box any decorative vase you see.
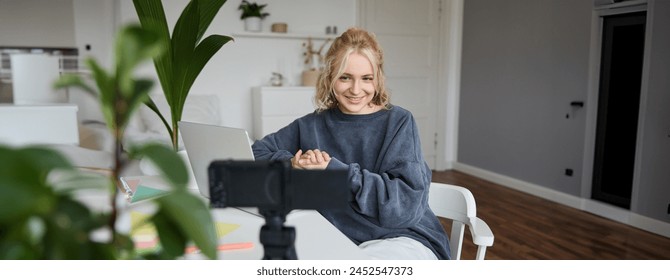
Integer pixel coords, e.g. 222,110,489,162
244,17,262,32
301,69,320,87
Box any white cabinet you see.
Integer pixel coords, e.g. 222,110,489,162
0,104,79,146
252,87,316,140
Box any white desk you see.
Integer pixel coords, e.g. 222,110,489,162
195,208,369,260
118,175,369,260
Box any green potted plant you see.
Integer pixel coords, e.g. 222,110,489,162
133,0,233,152
238,0,270,32
0,24,217,260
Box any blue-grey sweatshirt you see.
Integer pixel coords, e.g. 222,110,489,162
252,105,450,260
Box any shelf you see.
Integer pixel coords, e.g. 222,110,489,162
232,31,336,40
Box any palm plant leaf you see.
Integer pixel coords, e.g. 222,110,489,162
134,0,231,150
144,98,173,137
185,35,233,100
195,0,227,43
170,0,200,122
133,0,173,99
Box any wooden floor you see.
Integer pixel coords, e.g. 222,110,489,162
432,170,670,260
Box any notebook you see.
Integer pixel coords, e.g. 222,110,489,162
179,121,255,198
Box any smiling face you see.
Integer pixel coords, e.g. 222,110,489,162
314,28,391,112
333,52,380,115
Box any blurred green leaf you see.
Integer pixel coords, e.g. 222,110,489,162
151,210,188,259
112,232,136,259
2,1,228,260
115,25,162,96
42,197,100,259
48,170,110,194
0,145,117,260
0,239,39,259
129,143,188,189
120,79,154,129
53,74,98,98
0,179,53,225
85,58,116,128
0,146,61,224
0,146,74,183
157,191,217,259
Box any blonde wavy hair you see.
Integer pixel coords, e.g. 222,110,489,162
314,27,390,112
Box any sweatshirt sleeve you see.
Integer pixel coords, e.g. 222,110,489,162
327,113,432,229
252,120,300,162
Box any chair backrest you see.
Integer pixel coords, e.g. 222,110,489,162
428,182,493,260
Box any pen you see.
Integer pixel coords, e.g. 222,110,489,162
119,177,134,201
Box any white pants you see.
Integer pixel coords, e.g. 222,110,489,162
359,237,438,260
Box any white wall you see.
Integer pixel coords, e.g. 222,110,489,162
0,0,76,47
634,0,670,223
115,0,358,135
459,0,592,196
72,0,116,68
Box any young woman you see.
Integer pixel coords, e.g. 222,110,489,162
252,27,450,260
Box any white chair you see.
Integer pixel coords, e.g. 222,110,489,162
428,182,494,260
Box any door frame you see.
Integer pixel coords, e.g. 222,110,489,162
581,2,651,218
436,0,464,170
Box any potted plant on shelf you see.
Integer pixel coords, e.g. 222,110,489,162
133,0,233,152
238,0,270,32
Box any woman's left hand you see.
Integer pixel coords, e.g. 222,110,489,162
291,149,331,170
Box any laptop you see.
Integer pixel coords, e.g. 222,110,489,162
179,121,255,198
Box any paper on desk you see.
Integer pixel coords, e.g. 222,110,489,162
130,211,241,251
120,177,170,203
131,185,170,203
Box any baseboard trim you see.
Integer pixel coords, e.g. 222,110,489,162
452,162,582,208
452,162,670,238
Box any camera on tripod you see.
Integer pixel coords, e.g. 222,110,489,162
208,160,349,259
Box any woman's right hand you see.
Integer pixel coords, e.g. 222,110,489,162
291,149,331,170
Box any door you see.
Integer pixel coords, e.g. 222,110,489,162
359,0,442,168
591,12,646,209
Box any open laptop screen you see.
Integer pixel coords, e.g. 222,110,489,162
179,121,254,198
